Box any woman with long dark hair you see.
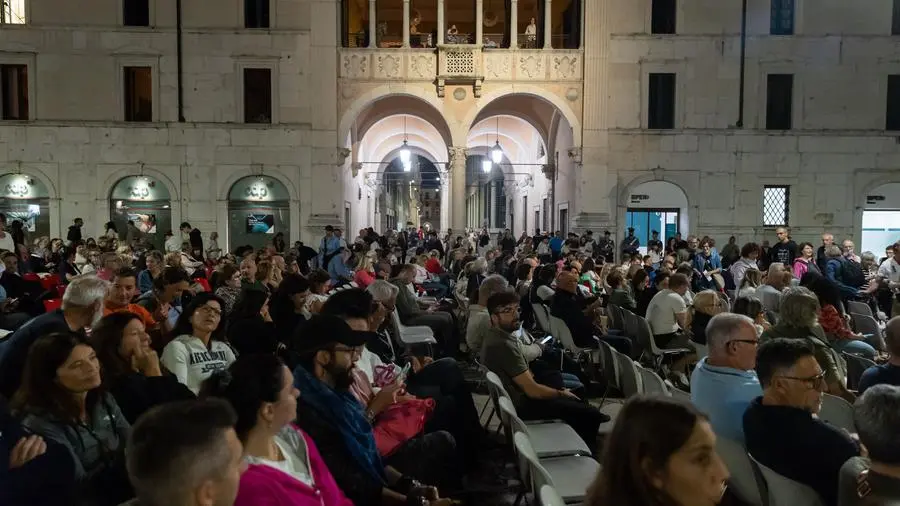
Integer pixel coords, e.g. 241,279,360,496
89,312,194,424
585,396,729,506
202,354,352,506
160,292,235,394
12,333,132,505
227,289,279,355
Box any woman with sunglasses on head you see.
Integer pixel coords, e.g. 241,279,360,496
89,312,194,424
585,395,730,506
12,332,133,505
202,354,353,506
161,292,235,394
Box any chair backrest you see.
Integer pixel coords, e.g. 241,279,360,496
608,304,623,331
667,383,691,402
847,300,873,318
850,313,883,345
819,393,856,432
622,309,639,339
634,313,662,356
597,340,620,391
637,366,669,396
748,454,825,506
716,438,765,506
513,432,554,496
613,350,643,397
842,351,876,391
539,485,566,506
548,315,580,353
533,303,551,333
497,396,520,443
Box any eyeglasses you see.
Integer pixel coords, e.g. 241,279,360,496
196,305,222,317
333,345,363,357
492,306,519,316
730,339,759,347
778,372,825,390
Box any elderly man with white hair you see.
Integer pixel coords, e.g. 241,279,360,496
690,313,763,443
0,274,109,398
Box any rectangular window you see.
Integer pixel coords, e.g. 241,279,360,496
766,73,793,130
243,68,272,124
123,66,153,122
651,0,676,34
770,0,794,35
763,185,790,227
1,0,25,24
887,75,900,131
894,0,900,35
648,73,676,129
0,64,28,120
123,0,149,26
245,0,270,28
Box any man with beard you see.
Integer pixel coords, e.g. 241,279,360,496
290,315,456,506
480,291,608,454
0,274,108,398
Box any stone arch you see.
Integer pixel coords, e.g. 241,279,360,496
100,167,179,201
463,86,582,147
616,176,692,240
1,167,58,199
338,86,462,148
617,174,691,208
217,167,299,202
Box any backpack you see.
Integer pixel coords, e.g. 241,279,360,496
840,258,867,288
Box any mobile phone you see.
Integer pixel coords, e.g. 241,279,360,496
399,362,412,381
540,336,553,345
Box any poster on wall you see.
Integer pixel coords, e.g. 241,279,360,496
246,214,275,234
126,213,158,234
7,205,40,232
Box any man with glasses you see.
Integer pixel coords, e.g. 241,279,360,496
480,291,608,454
690,313,762,443
744,338,861,506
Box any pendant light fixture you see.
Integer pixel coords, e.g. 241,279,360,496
481,133,493,173
399,116,411,164
491,117,503,164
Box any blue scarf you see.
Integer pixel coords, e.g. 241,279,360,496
293,365,385,483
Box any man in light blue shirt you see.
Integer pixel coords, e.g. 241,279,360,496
691,313,762,443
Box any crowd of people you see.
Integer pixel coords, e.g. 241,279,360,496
0,213,899,506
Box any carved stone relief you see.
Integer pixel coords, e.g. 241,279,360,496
376,54,401,78
342,54,369,78
485,54,511,79
518,55,544,79
408,54,436,79
553,55,578,79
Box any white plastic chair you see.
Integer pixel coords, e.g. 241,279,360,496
612,349,643,398
847,300,873,318
513,432,600,505
819,393,856,432
548,314,602,366
388,310,436,349
538,485,566,506
716,438,765,506
667,382,691,402
637,365,669,396
748,453,825,506
532,302,552,334
498,396,592,458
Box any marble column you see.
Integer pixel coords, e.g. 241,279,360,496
491,180,501,229
449,147,467,231
437,0,445,45
402,0,411,47
543,0,552,48
368,0,376,48
509,0,518,48
476,0,484,45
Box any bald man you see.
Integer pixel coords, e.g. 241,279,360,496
549,270,632,354
858,317,900,394
817,233,835,272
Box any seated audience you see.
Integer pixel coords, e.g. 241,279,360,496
744,338,860,506
465,257,488,302
737,268,763,298
227,289,280,355
731,296,771,335
0,281,33,330
270,273,313,343
213,263,242,315
631,268,655,317
103,267,156,328
135,266,191,333
529,264,557,304
465,274,510,356
0,274,108,398
807,275,878,360
13,333,133,505
481,291,608,453
646,273,696,385
689,290,726,346
90,312,194,424
838,385,900,506
551,270,631,354
201,354,352,506
690,313,762,443
761,287,854,402
137,250,164,294
291,314,456,506
391,264,458,357
161,292,235,394
730,242,761,291
858,317,900,394
756,262,788,314
354,255,377,289
607,270,636,313
584,395,729,506
125,399,244,506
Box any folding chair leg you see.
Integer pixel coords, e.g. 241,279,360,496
481,408,495,429
513,490,525,506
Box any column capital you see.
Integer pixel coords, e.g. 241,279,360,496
448,147,468,163
335,147,351,167
351,162,364,178
567,147,582,165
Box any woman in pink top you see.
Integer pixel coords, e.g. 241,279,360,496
354,256,377,289
792,242,820,279
201,354,352,506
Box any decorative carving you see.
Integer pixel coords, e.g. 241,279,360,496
541,163,555,180
567,147,582,164
473,79,482,98
553,55,577,79
351,162,363,178
453,87,466,101
518,174,535,188
448,147,467,164
376,54,401,78
342,54,368,78
335,147,351,166
436,78,446,97
519,55,544,79
364,173,378,189
408,54,435,79
485,54,510,79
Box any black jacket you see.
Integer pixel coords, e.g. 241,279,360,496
227,317,279,355
550,290,595,348
0,310,78,399
66,225,82,244
109,372,195,424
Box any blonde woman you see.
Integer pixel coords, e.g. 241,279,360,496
738,268,762,298
690,290,727,346
353,255,376,288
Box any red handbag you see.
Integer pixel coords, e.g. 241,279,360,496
373,398,435,457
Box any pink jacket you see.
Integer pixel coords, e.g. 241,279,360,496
234,426,353,506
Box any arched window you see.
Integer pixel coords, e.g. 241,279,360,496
227,176,291,250
110,175,172,251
